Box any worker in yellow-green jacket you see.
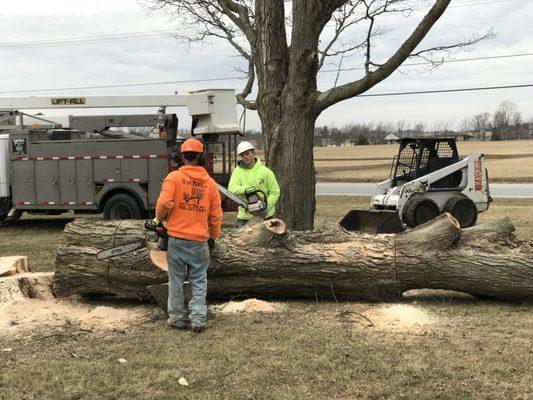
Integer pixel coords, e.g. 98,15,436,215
228,141,280,227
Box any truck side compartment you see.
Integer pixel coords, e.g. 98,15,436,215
5,131,170,218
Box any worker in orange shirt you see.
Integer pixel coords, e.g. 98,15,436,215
153,138,222,332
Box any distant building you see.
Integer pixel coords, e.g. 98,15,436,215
384,133,399,144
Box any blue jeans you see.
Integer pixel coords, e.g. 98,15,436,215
166,237,210,328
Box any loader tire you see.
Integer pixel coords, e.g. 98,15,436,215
403,195,440,228
443,195,478,228
103,193,143,220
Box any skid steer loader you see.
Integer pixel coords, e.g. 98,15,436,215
340,137,492,234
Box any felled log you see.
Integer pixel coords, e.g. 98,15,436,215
53,214,533,301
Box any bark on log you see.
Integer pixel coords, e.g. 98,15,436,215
53,214,533,301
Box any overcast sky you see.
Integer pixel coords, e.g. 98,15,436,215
0,0,531,132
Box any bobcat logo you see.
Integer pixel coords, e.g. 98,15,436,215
183,186,205,205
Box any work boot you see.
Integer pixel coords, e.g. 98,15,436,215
166,319,187,330
191,324,205,333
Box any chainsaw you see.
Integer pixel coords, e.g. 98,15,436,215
216,183,268,216
96,220,168,260
97,185,265,261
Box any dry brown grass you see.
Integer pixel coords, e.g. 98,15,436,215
314,140,533,182
1,198,532,400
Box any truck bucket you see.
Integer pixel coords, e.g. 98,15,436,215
340,209,405,234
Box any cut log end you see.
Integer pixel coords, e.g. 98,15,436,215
149,250,168,271
264,218,286,235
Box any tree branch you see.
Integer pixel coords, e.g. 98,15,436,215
318,1,364,70
216,0,256,45
236,59,257,110
408,28,495,68
315,0,452,112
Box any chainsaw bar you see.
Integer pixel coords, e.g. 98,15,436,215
96,240,145,260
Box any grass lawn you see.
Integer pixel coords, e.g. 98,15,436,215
1,197,532,400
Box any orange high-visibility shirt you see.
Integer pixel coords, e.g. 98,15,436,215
156,166,222,242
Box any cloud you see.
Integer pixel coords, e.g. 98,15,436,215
0,0,531,130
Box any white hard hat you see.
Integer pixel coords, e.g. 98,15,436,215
237,141,255,155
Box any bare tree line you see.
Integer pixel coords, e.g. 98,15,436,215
304,100,532,145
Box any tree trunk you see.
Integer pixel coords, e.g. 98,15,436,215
53,215,533,301
254,0,321,231
268,107,317,231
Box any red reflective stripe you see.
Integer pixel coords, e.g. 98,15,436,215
11,153,169,161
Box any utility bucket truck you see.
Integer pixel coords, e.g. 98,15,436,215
340,137,492,233
0,89,241,223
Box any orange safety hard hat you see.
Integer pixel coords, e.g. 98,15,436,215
180,138,204,153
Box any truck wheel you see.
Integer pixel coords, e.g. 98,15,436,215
103,193,143,220
443,195,478,228
1,210,22,224
403,195,440,228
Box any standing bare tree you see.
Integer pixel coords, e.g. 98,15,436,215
493,100,520,140
144,0,489,230
472,112,491,140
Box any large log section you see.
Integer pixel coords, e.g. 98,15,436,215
53,215,533,301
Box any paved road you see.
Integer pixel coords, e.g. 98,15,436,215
316,182,533,199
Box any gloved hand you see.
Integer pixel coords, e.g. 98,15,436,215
145,218,160,231
207,238,216,251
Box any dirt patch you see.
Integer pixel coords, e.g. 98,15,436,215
211,299,283,314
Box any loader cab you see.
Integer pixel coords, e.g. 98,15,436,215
391,138,461,188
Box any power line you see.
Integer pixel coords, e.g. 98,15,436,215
0,30,176,49
358,83,533,97
0,82,530,99
0,49,529,94
320,51,533,73
0,0,515,49
418,0,514,9
0,76,245,94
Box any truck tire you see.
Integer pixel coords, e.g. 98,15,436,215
103,193,143,220
403,195,440,228
1,209,22,224
443,195,478,228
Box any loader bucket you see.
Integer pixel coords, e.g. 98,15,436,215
340,209,405,234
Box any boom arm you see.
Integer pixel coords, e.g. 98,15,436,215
0,89,240,135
